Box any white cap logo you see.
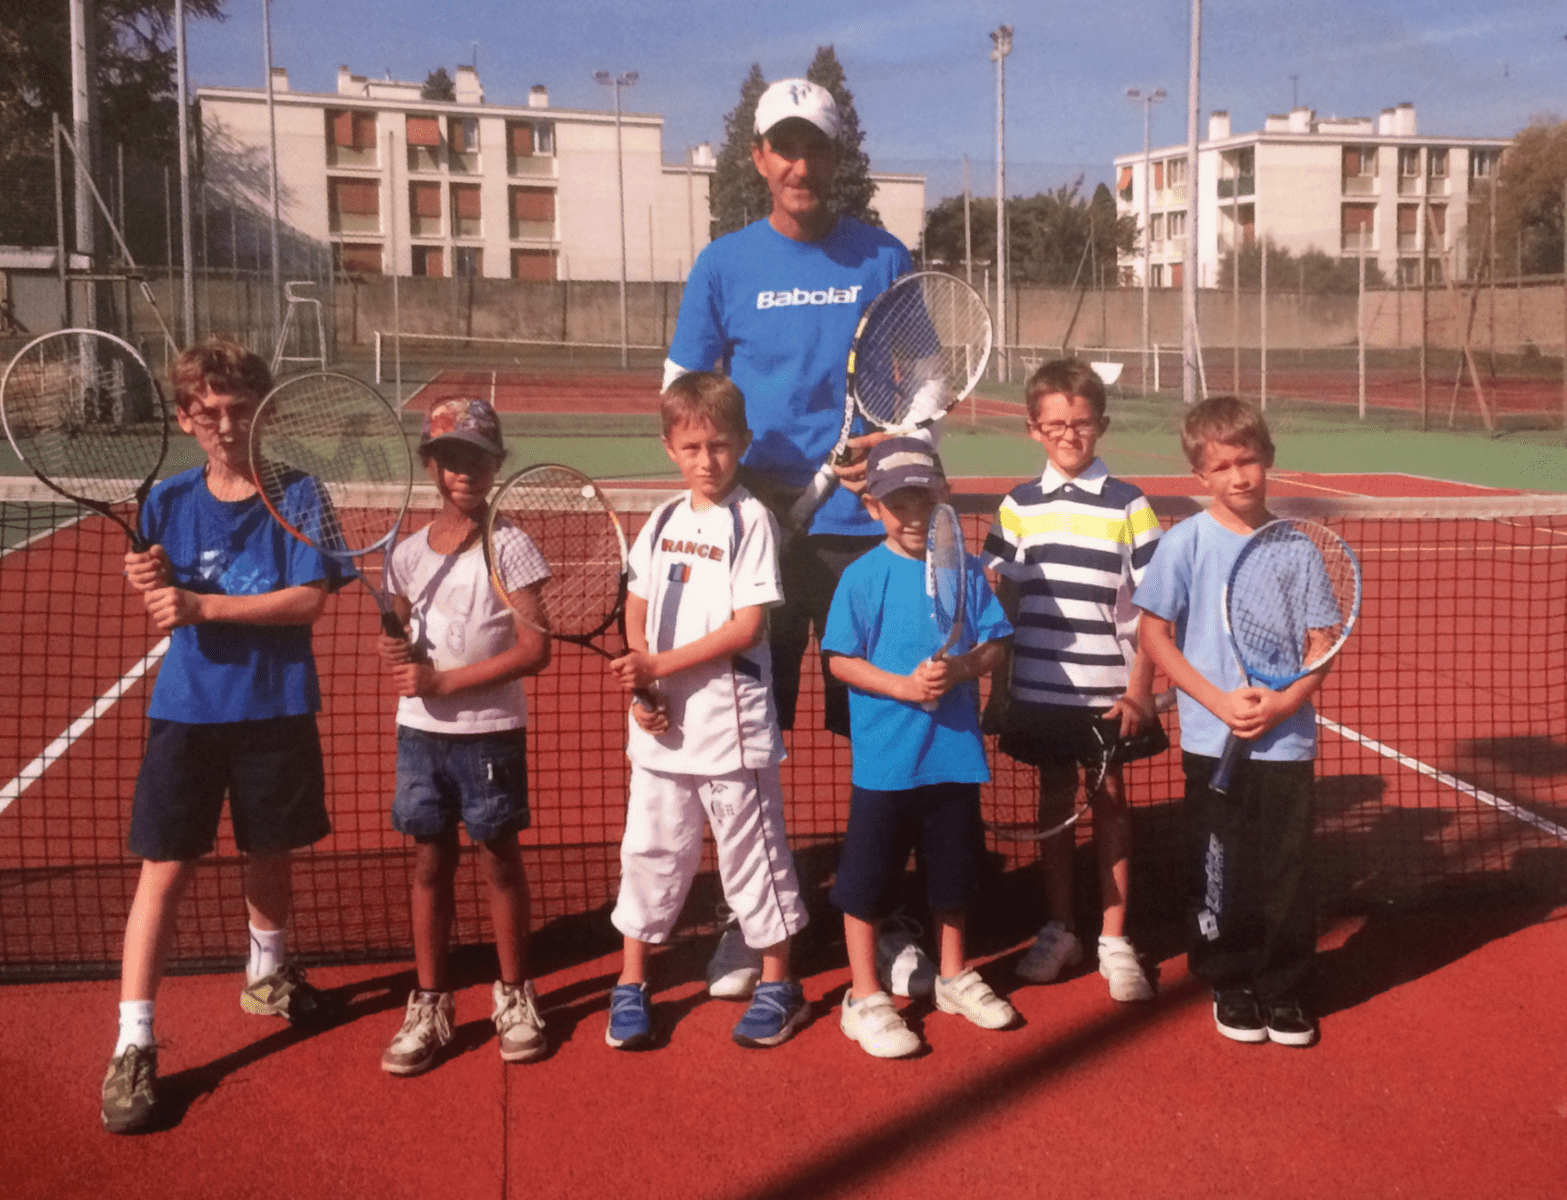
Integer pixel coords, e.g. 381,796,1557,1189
754,78,840,141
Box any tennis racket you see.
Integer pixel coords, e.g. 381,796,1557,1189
1209,518,1362,795
985,689,1176,841
247,371,413,638
0,329,169,550
785,272,992,531
920,501,966,712
484,463,654,709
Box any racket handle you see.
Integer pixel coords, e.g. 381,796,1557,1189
786,462,838,532
1209,733,1247,795
632,687,657,712
379,609,405,640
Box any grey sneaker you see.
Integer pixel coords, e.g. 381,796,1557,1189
875,912,936,998
1014,921,1084,984
492,979,547,1062
707,904,763,999
240,961,335,1026
381,989,456,1076
101,1044,158,1134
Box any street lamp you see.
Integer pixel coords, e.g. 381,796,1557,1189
594,69,637,368
1127,87,1165,395
990,25,1012,383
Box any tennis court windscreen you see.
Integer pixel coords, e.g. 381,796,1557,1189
1,485,1563,979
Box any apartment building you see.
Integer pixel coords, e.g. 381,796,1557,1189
1114,103,1510,289
197,65,924,283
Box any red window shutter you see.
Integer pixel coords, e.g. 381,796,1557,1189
448,117,468,152
411,182,441,218
511,188,554,221
331,178,379,216
1343,147,1361,176
1428,205,1446,235
1153,161,1164,190
1397,205,1418,234
1117,167,1132,192
509,123,533,157
1170,262,1183,287
1341,204,1373,233
406,116,440,147
339,244,382,274
330,110,354,147
452,185,481,219
513,249,554,281
352,112,377,150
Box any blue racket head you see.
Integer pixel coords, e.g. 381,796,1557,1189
1222,518,1362,689
925,501,966,656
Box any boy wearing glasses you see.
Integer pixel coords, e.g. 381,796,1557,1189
101,340,341,1134
980,358,1164,1003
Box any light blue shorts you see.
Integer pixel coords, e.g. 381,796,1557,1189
392,726,530,844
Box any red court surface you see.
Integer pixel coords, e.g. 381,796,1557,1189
5,906,1564,1200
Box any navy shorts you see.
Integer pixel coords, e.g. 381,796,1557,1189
128,715,330,861
829,782,985,921
999,701,1170,769
392,726,531,844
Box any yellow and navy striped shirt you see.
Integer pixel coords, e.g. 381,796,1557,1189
980,458,1161,708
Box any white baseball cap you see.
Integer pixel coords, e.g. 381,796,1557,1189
754,79,839,141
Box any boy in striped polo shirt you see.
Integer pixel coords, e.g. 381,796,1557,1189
981,358,1164,1002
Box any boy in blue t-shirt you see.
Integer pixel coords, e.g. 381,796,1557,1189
1133,396,1324,1048
822,438,1016,1058
101,341,341,1135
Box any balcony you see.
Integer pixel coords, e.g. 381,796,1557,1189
1342,176,1376,196
1341,230,1374,252
510,219,554,240
327,145,378,169
1426,176,1448,196
508,155,557,179
1397,176,1421,196
1216,177,1255,199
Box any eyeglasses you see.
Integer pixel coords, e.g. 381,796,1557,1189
184,401,257,430
1033,418,1102,441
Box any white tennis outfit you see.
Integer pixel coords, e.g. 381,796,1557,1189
611,486,808,949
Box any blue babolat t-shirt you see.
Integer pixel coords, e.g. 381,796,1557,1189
139,467,340,724
822,543,1013,790
667,216,912,537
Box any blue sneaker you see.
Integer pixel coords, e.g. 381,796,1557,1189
605,982,653,1049
731,980,807,1048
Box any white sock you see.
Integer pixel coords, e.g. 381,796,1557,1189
1099,934,1133,950
115,1000,155,1056
248,924,286,982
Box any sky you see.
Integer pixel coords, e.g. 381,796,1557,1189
185,0,1566,204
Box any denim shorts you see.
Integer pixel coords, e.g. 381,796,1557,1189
392,726,531,844
128,715,330,861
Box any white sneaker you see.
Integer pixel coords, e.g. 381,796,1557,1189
1014,920,1084,983
839,990,921,1059
934,968,1018,1030
1097,936,1155,1003
875,913,935,998
492,979,548,1061
381,989,455,1076
707,906,762,999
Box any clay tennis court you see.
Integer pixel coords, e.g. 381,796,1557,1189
2,369,1564,1196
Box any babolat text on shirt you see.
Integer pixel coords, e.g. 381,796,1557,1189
755,286,863,309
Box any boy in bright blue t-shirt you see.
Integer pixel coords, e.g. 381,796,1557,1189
822,438,1016,1058
101,340,341,1135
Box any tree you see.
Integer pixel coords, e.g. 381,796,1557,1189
922,179,1134,285
805,45,880,227
1489,116,1567,278
0,0,226,249
1218,239,1386,293
708,63,771,238
421,68,456,102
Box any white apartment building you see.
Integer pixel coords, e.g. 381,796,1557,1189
1114,103,1510,289
197,65,924,283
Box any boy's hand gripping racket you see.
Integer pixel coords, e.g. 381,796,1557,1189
786,272,992,532
920,501,966,712
247,371,414,638
484,463,654,710
1209,518,1362,794
984,690,1176,841
1,330,169,550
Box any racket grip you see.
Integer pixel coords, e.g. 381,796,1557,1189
379,610,405,640
785,462,838,531
632,687,657,712
1209,734,1247,795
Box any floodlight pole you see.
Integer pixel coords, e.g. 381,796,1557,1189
263,0,283,333
991,26,1012,383
596,70,637,369
1183,0,1202,405
1128,87,1165,395
175,0,194,344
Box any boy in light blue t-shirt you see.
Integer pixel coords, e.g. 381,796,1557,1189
822,438,1016,1059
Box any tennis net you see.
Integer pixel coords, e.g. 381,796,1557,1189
1,482,1563,980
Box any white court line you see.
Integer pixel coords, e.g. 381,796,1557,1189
0,638,169,815
1318,715,1567,844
